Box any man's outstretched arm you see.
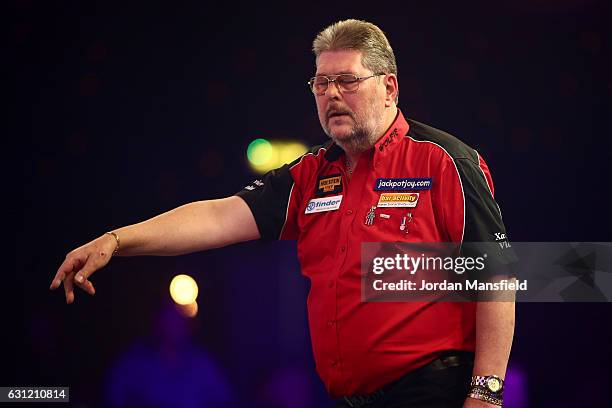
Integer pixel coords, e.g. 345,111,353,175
49,196,259,304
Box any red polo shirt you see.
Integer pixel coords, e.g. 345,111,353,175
236,110,514,397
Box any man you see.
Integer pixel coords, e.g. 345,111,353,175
51,19,515,407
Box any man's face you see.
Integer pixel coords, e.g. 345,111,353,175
313,49,387,151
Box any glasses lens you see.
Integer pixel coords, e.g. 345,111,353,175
310,77,329,94
337,74,360,92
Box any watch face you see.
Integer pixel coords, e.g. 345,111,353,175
486,377,502,392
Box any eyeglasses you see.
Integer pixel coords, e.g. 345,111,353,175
307,73,385,95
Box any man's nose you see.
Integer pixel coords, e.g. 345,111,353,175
325,80,342,99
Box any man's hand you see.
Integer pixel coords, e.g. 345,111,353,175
48,197,260,304
463,396,499,407
49,233,117,304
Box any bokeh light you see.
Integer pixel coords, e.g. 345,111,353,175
169,274,199,305
247,138,274,166
176,301,199,318
279,142,308,165
247,139,308,174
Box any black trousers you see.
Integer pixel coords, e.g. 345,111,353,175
333,353,473,408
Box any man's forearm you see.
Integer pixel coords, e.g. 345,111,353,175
111,196,260,257
472,299,515,378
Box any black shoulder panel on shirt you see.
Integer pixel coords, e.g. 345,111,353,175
284,140,333,169
456,158,518,271
235,141,332,241
455,157,506,242
235,165,294,241
406,119,479,163
405,119,516,267
288,140,338,165
458,151,518,271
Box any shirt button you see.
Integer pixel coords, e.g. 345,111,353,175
346,209,353,215
341,245,346,252
327,320,335,327
331,360,338,367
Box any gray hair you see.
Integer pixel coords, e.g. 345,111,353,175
312,19,397,77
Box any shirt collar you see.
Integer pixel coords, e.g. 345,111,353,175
324,141,344,162
373,109,409,161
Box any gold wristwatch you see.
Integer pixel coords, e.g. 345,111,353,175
471,374,504,393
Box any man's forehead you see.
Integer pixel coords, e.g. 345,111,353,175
315,49,366,75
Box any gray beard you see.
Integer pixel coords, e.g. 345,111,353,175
325,122,379,154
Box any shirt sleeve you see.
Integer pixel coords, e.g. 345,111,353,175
442,154,517,274
235,164,299,241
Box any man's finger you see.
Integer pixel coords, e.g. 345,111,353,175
49,269,66,290
63,272,75,304
74,256,106,284
75,279,96,296
50,256,83,290
50,258,73,290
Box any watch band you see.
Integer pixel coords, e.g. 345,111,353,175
471,374,504,393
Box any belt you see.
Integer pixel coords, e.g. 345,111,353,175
342,351,474,408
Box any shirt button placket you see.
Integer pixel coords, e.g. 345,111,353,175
330,182,357,389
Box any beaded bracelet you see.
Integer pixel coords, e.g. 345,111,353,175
468,390,503,406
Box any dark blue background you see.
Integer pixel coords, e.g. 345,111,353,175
7,1,612,406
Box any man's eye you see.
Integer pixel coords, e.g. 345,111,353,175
338,76,358,85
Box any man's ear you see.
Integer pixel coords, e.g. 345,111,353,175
384,74,399,106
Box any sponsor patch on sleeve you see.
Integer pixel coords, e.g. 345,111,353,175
374,178,432,191
377,193,419,208
305,195,343,214
316,174,342,196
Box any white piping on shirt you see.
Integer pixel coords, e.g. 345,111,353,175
475,150,503,218
406,136,465,244
289,146,327,170
280,146,328,239
278,182,295,239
